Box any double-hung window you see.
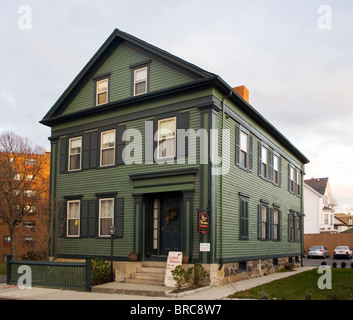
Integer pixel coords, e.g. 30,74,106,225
289,213,295,242
273,208,281,241
96,78,109,106
296,170,301,196
67,200,80,237
240,131,249,169
261,146,268,179
289,166,295,193
99,198,114,237
133,67,147,96
100,130,116,167
68,137,82,171
273,154,280,185
157,117,176,159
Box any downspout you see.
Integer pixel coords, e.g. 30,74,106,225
219,90,232,271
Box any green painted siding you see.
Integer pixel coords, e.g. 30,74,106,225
61,42,194,116
216,97,303,261
53,107,202,259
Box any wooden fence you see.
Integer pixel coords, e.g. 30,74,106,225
6,255,91,291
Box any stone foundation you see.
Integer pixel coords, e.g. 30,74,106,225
206,256,301,286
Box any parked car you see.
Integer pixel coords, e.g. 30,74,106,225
333,246,352,259
307,245,329,259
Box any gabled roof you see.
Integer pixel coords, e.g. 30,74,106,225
304,177,328,195
41,29,215,121
40,29,309,165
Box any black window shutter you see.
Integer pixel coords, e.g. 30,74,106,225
90,131,98,169
88,200,97,237
58,200,67,238
115,198,124,238
269,208,274,240
258,143,262,177
278,157,282,187
278,210,282,241
81,200,88,237
248,134,253,172
258,204,262,240
288,164,292,192
268,149,274,182
59,138,67,173
293,215,298,242
235,125,240,166
83,133,91,170
178,112,189,158
117,125,126,165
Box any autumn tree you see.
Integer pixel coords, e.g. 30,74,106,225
0,131,50,258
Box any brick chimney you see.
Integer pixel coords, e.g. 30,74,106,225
233,85,249,103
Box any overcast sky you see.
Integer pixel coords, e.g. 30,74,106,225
1,0,352,210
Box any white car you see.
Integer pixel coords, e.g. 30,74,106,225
307,245,329,259
333,246,352,259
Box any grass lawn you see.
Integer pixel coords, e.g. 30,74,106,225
229,268,353,300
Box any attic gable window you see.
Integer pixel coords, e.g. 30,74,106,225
96,78,109,106
133,66,148,96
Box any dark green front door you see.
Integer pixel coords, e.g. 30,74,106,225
159,193,182,256
145,192,182,258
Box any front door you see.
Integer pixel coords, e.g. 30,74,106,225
159,194,182,256
146,192,182,258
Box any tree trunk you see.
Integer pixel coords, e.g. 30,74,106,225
8,224,17,259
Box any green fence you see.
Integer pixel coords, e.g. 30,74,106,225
6,255,91,291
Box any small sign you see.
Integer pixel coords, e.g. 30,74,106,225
200,243,210,252
198,212,209,234
164,251,183,287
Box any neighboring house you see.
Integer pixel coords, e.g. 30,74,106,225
0,152,50,260
40,29,309,284
334,213,353,233
304,177,335,234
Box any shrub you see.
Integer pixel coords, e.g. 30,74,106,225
351,262,353,269
171,265,192,289
321,261,327,266
332,262,337,268
91,258,111,285
192,263,207,286
341,262,346,269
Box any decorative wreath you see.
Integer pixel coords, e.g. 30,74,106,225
166,205,178,223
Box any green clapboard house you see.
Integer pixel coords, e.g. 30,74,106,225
41,29,309,284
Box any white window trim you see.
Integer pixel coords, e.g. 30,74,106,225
157,117,176,159
96,78,109,106
98,198,114,237
68,137,82,172
133,66,148,96
67,200,80,238
100,129,116,167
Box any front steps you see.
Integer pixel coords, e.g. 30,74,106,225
125,261,166,286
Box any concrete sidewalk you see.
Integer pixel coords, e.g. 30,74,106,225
0,267,314,300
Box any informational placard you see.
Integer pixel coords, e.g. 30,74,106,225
200,243,210,252
164,251,183,287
